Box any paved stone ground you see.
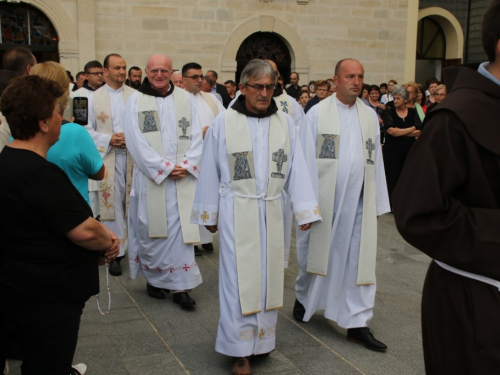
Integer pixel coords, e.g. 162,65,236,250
7,213,430,375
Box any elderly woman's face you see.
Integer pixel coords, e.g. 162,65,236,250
435,88,446,103
393,95,406,108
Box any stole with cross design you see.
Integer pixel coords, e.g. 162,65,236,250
225,109,289,316
93,85,135,221
136,89,200,243
307,94,378,285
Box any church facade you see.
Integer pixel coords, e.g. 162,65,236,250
0,0,488,85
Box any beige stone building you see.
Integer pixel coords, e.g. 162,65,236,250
1,0,477,86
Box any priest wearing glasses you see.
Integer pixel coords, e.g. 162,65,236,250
191,59,321,375
124,54,203,309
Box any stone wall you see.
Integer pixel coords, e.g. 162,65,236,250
89,0,409,85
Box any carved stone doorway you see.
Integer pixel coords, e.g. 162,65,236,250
235,32,291,85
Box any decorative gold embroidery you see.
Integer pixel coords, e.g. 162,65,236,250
201,211,209,223
97,111,109,123
295,209,312,221
314,206,321,216
258,329,265,340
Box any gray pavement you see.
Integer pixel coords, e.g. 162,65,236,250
7,214,430,375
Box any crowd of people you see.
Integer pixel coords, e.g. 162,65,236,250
1,1,500,374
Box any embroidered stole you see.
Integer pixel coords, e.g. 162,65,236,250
307,94,378,285
225,109,289,315
199,91,219,118
93,86,135,221
274,92,293,117
136,90,200,243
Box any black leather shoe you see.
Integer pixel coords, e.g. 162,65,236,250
194,245,202,256
146,283,165,299
201,243,214,253
293,299,306,323
347,327,387,352
109,258,122,276
173,292,196,308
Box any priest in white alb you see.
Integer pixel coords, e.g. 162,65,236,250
294,59,391,352
191,59,321,375
124,54,203,309
181,62,225,256
85,54,134,276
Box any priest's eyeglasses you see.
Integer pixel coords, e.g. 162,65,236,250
147,69,171,75
184,74,205,80
245,83,275,92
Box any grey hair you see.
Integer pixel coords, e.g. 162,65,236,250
392,85,408,100
203,76,213,86
240,59,276,86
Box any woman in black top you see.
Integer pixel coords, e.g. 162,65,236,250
0,76,119,375
383,85,422,205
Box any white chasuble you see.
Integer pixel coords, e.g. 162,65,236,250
225,109,289,316
308,94,378,284
191,105,320,357
92,85,135,221
136,90,200,243
199,91,220,118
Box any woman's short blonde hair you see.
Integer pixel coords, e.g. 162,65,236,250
403,81,419,94
30,61,70,112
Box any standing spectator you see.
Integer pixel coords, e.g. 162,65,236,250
0,75,119,375
30,61,105,206
426,84,446,113
379,83,388,97
367,85,385,143
224,80,237,100
308,80,316,96
382,85,422,204
1,47,36,152
286,71,300,98
380,79,397,104
416,83,428,112
297,91,310,110
304,79,330,113
425,77,439,106
403,81,425,121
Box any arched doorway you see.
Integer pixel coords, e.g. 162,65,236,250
415,8,464,84
235,32,291,85
0,2,59,68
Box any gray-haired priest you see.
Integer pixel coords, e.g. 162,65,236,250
191,59,321,375
124,54,203,308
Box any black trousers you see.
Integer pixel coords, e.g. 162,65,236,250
0,284,87,375
383,147,409,205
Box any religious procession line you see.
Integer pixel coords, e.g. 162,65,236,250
114,277,192,375
198,250,367,375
